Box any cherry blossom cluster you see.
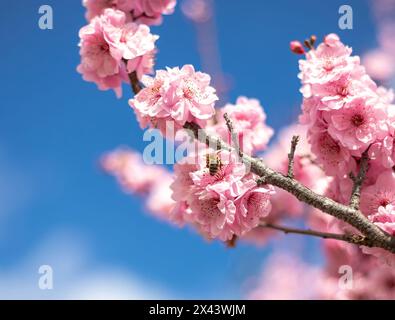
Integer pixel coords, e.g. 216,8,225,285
101,148,176,220
107,90,276,242
296,33,395,264
78,8,159,97
83,0,177,25
247,241,395,300
167,96,275,241
170,150,274,241
299,34,393,175
245,28,395,302
102,146,275,241
129,65,218,135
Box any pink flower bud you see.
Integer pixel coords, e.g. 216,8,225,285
290,41,305,55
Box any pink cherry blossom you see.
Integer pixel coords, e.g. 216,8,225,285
326,97,388,151
298,33,358,85
232,182,274,235
368,105,395,168
298,96,321,125
130,65,218,136
369,135,395,169
83,0,176,25
83,0,134,21
360,170,395,216
77,10,125,97
306,73,377,111
132,0,177,25
207,97,273,155
102,148,179,222
309,128,355,177
369,204,395,235
103,18,159,62
101,148,165,194
170,150,274,241
78,9,158,97
299,34,394,177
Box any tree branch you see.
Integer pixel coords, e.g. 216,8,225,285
287,135,300,178
183,121,395,253
125,71,395,254
259,222,375,247
349,150,370,210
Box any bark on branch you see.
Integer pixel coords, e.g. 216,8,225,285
287,135,300,179
349,150,370,210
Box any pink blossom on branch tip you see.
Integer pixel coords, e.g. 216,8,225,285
77,8,158,97
129,64,218,136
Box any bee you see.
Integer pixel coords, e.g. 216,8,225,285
206,153,222,177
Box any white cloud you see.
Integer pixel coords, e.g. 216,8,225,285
0,230,173,299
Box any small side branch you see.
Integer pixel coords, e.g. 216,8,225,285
349,150,370,210
260,222,375,247
128,71,142,95
287,135,300,178
223,113,242,158
123,59,143,95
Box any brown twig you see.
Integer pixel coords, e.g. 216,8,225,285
128,71,142,95
123,59,142,95
259,222,374,247
223,113,242,158
349,149,370,210
287,135,300,178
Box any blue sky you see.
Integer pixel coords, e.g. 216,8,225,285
0,0,379,298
